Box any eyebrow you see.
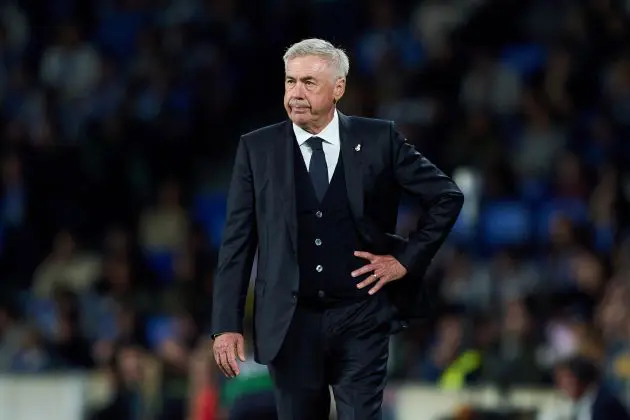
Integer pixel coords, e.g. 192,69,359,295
285,75,317,82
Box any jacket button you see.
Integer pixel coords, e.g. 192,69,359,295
315,210,323,218
316,265,323,272
314,238,322,246
317,290,325,298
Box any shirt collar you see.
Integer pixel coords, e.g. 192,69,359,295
293,109,340,147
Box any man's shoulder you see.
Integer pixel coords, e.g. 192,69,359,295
239,114,395,145
241,120,288,143
344,114,392,130
342,114,394,140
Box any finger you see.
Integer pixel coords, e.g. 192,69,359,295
369,278,389,295
219,351,237,377
357,273,379,289
227,346,241,377
217,351,230,377
354,251,376,261
216,353,229,377
351,263,377,277
236,338,246,362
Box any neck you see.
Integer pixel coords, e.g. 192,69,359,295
297,108,335,134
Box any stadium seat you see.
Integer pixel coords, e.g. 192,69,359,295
594,225,614,252
520,178,548,203
450,211,476,246
500,43,547,77
144,249,176,284
26,297,58,340
145,315,176,350
94,304,118,341
536,198,589,242
192,192,228,248
478,201,532,250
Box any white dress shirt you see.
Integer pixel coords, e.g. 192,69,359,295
536,386,597,420
572,388,596,420
293,109,340,182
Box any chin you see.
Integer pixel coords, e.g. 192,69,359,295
290,113,311,124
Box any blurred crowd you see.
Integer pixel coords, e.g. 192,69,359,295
0,0,629,419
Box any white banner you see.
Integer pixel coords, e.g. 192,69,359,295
0,375,85,420
392,385,569,420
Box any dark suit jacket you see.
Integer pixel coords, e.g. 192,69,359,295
592,385,630,420
211,112,464,363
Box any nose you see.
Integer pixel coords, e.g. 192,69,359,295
292,81,306,97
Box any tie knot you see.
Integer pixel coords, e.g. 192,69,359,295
306,136,324,151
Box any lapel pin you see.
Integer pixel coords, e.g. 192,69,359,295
355,144,361,152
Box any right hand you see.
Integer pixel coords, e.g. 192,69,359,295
212,332,246,378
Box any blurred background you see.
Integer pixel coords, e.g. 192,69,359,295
0,0,629,419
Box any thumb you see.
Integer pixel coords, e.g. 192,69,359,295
237,337,246,362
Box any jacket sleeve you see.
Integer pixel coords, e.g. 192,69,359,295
389,122,464,277
211,136,258,336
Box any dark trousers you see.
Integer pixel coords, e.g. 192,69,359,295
268,294,392,420
229,390,278,420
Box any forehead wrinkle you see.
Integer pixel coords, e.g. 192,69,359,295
286,57,334,78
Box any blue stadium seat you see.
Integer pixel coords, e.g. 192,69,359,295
146,315,176,350
95,307,118,341
78,293,117,341
500,44,547,77
478,201,532,249
192,192,227,248
26,297,58,339
594,225,614,252
536,198,589,241
450,211,476,246
520,178,548,203
144,249,176,284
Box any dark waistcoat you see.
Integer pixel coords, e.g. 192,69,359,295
293,140,369,300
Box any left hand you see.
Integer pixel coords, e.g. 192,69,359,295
351,251,408,295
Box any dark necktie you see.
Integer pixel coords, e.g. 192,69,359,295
306,136,329,201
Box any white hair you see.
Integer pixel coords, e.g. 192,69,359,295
283,38,350,80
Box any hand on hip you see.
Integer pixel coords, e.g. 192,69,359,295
351,251,408,295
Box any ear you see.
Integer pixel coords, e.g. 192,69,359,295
333,77,346,103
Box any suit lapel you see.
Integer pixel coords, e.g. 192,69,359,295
339,112,364,221
274,122,298,253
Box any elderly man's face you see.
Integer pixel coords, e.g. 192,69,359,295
284,55,344,131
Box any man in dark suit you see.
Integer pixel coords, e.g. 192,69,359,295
554,355,630,420
211,38,464,420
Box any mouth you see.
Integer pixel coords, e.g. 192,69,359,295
290,104,310,111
